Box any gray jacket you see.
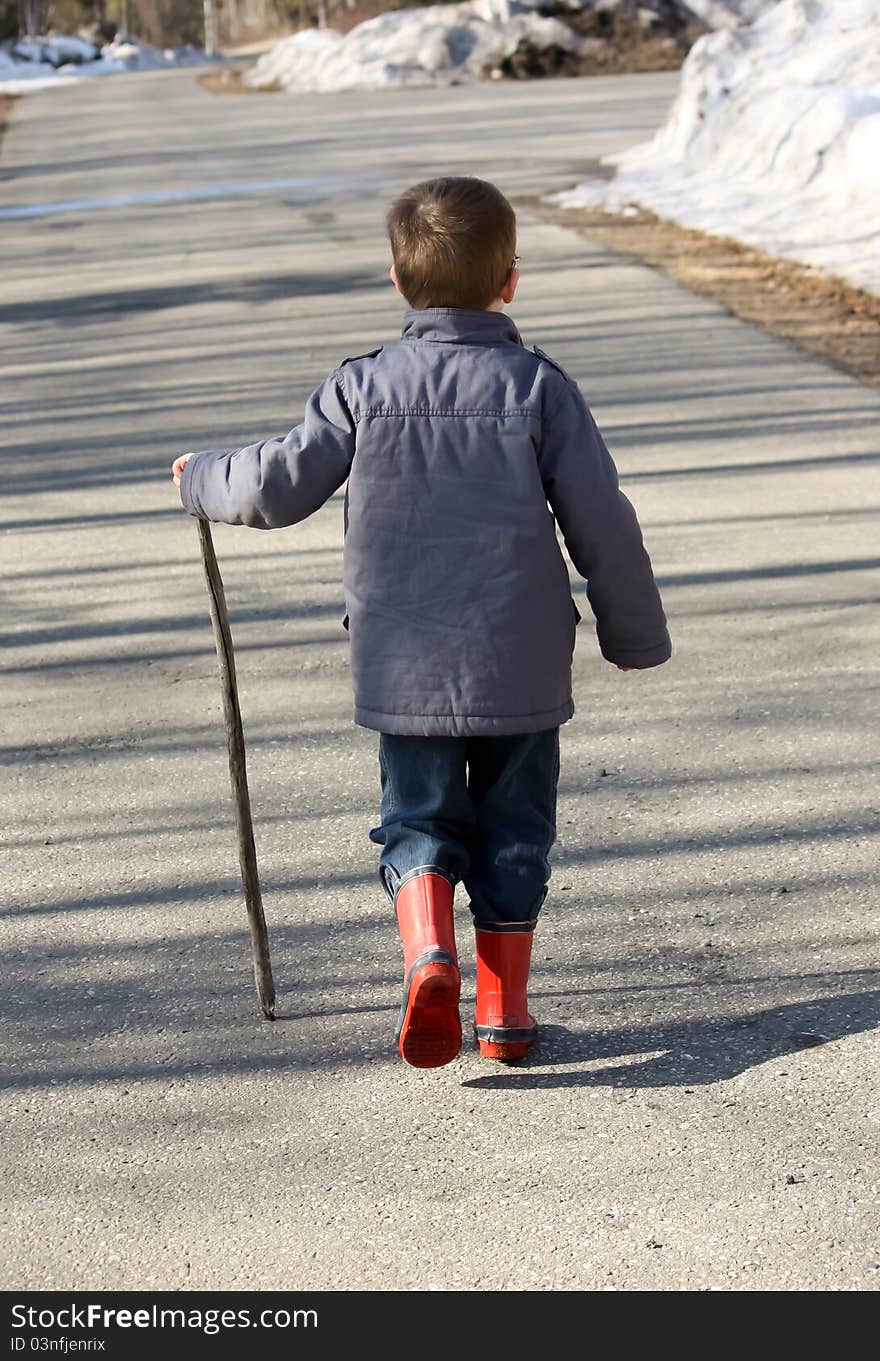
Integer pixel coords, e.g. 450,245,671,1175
180,307,671,736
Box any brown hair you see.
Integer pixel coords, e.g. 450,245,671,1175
386,176,517,311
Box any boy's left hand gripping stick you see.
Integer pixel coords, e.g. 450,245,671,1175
197,519,277,1020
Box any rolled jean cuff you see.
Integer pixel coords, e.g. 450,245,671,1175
379,862,457,903
468,883,548,928
473,917,539,934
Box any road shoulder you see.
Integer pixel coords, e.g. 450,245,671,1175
524,197,880,390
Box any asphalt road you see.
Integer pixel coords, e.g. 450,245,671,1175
1,69,878,1292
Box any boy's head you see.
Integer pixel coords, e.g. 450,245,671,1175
386,176,518,312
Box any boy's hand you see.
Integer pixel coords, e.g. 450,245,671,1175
171,453,193,488
616,665,632,672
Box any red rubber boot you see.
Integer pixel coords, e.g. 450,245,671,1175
474,924,538,1061
394,873,462,1068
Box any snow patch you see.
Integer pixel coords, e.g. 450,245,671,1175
0,33,216,92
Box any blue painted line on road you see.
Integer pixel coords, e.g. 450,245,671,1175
0,174,357,220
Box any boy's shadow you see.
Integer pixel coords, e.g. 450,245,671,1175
461,985,880,1090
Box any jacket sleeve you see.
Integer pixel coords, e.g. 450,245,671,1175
179,370,356,530
538,372,671,669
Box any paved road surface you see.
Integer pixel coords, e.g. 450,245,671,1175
1,70,878,1290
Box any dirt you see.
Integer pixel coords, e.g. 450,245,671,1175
0,94,16,152
526,197,880,390
197,67,281,94
495,8,704,79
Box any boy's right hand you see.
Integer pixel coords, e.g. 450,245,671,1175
171,453,192,488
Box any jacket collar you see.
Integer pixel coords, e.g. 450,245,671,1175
401,307,523,347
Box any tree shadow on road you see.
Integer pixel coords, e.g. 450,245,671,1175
462,983,880,1091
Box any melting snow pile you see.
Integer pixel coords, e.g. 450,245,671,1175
245,0,775,94
0,34,213,92
248,0,615,92
553,0,880,293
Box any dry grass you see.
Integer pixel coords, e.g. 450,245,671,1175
526,198,880,390
197,66,281,94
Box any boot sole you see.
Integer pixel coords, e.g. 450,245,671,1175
397,962,462,1069
477,1037,535,1061
475,1022,538,1062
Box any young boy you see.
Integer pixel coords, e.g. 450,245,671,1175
172,176,671,1071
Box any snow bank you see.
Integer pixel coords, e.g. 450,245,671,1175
0,34,215,92
247,0,597,91
553,0,880,293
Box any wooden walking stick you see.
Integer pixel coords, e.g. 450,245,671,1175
196,518,276,1020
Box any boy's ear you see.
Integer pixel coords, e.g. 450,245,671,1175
500,268,519,305
389,265,406,298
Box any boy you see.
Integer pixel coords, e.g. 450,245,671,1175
172,176,670,1071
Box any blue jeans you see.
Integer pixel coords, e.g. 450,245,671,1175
369,730,560,926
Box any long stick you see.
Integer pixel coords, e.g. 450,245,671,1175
196,518,276,1020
